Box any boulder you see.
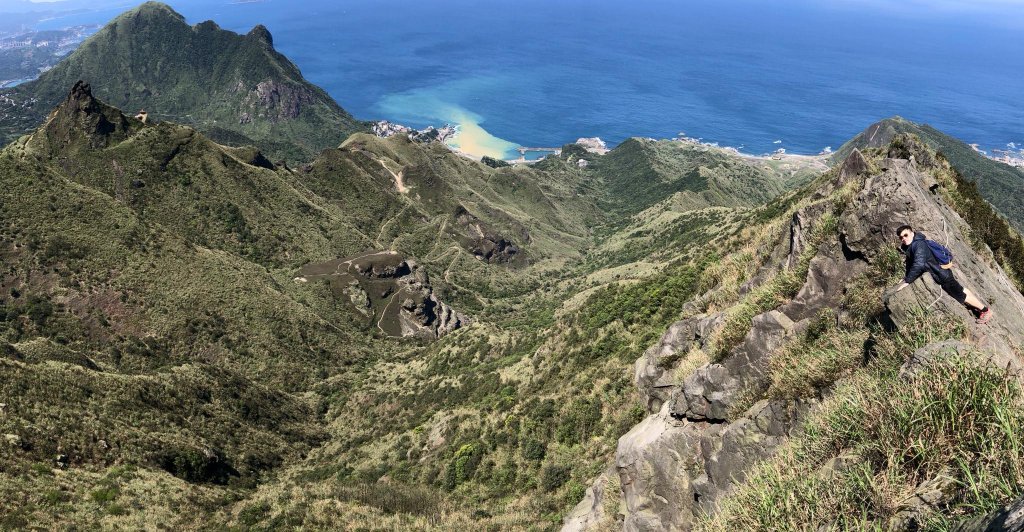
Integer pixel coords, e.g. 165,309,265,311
616,406,708,531
672,310,795,422
634,313,723,413
561,467,615,532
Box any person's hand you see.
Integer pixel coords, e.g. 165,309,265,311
883,282,908,305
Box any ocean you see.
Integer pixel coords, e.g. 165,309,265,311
29,0,1024,160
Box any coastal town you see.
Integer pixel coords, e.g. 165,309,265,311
0,25,97,88
972,142,1024,168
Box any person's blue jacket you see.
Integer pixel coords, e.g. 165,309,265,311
902,232,953,284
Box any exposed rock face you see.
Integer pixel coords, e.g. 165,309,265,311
590,146,1024,531
240,79,315,122
297,251,467,339
453,206,522,264
575,137,609,154
36,81,141,152
955,494,1024,531
841,157,1024,360
634,313,724,413
613,399,809,531
562,467,615,532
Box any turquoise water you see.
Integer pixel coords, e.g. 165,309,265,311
27,0,1024,160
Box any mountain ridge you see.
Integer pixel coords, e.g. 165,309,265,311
0,1,365,162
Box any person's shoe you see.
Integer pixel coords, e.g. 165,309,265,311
977,308,993,325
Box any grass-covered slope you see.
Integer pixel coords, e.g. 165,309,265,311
0,2,365,162
833,116,1024,231
581,137,819,218
10,48,1021,529
0,82,808,528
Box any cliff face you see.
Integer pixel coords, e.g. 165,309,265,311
565,142,1024,530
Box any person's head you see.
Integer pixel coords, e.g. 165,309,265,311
896,224,915,246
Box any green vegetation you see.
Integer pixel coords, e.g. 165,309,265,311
4,12,1023,529
702,309,1024,531
0,2,365,162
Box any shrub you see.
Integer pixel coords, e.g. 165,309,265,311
555,398,603,446
540,464,572,491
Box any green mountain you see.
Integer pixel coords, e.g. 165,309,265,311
3,8,1024,528
0,2,365,162
833,116,1024,231
0,76,830,527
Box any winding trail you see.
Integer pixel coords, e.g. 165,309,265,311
375,205,409,247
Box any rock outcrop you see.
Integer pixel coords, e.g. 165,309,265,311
955,494,1024,531
453,206,523,264
568,145,1024,531
634,312,723,413
297,251,467,339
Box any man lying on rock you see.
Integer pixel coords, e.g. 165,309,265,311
894,224,993,324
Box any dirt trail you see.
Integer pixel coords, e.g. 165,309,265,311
375,157,407,194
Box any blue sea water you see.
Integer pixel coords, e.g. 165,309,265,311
28,0,1024,159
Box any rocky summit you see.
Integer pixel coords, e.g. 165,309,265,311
2,3,1024,531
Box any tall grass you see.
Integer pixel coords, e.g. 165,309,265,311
703,309,1024,531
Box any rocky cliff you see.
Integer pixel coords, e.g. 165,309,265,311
565,138,1024,530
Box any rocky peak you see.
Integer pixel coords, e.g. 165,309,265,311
567,140,1024,530
247,24,274,47
30,81,140,153
297,251,467,339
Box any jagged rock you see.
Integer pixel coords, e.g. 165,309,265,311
697,400,811,509
783,250,866,322
838,157,1024,361
616,400,808,531
955,494,1024,531
634,313,723,413
617,405,708,532
4,434,22,448
575,137,609,154
597,135,1024,531
562,467,614,532
453,206,522,264
672,311,795,422
787,203,830,270
836,148,870,187
33,81,140,153
299,251,467,339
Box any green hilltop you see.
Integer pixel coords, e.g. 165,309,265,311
0,1,365,162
